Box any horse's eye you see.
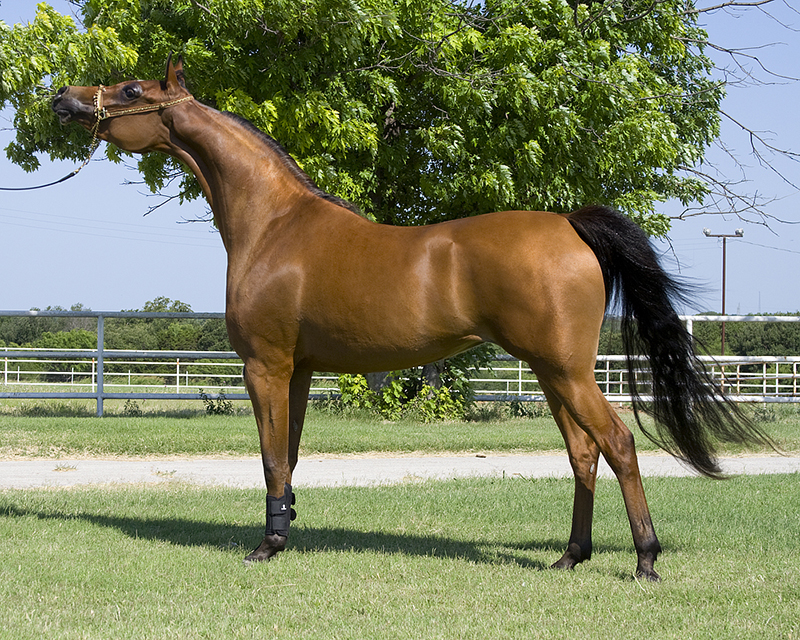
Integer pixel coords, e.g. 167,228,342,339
123,86,140,100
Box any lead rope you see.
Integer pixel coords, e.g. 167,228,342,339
0,85,192,191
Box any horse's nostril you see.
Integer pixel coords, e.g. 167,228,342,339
56,86,68,97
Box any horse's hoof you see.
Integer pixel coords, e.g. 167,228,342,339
551,543,589,570
242,534,287,566
550,555,578,571
635,567,661,582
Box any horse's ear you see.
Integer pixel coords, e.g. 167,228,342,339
175,55,186,89
163,53,186,90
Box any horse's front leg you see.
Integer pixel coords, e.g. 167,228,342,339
242,362,295,565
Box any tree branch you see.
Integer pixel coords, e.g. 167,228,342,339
686,0,777,16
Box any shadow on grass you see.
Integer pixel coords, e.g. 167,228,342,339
0,502,634,571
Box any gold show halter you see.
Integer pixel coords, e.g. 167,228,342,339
93,84,194,121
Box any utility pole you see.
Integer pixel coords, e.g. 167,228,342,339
703,228,743,355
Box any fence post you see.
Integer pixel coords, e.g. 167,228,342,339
96,315,104,417
775,363,779,396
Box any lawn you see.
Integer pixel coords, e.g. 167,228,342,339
1,474,798,639
1,398,797,638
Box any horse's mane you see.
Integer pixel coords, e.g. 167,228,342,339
220,111,362,216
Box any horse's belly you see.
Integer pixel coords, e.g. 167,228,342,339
296,312,484,373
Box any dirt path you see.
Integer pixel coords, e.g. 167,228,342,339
2,453,798,489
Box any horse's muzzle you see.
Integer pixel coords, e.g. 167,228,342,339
52,87,93,124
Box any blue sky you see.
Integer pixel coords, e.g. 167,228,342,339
1,0,798,314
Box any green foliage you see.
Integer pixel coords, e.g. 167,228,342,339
0,298,231,386
507,397,550,419
598,317,625,355
0,304,94,346
122,399,143,417
199,389,234,415
0,299,229,353
405,385,466,423
374,374,406,421
104,297,230,351
336,373,375,411
0,0,726,234
335,372,465,422
336,372,408,420
17,327,97,382
30,328,96,350
692,314,800,357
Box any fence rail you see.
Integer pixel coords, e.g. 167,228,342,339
2,310,799,415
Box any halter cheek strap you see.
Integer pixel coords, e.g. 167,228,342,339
93,85,107,121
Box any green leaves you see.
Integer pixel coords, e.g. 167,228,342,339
0,3,137,169
1,0,724,235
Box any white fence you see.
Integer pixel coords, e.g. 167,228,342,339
1,310,798,415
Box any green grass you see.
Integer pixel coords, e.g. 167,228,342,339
1,399,799,458
1,474,798,639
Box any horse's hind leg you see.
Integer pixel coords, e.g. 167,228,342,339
288,368,313,473
541,373,662,581
540,380,600,570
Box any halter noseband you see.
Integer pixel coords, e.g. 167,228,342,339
93,85,194,122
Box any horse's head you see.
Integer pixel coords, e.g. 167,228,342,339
52,55,193,154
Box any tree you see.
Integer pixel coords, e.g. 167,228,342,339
694,313,800,357
104,296,228,351
1,0,769,236
0,304,92,347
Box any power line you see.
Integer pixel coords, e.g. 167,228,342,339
739,240,800,255
0,207,220,248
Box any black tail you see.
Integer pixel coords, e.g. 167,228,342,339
566,205,774,478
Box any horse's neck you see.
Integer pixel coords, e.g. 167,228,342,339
169,104,307,254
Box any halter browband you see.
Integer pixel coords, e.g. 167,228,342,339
93,85,194,121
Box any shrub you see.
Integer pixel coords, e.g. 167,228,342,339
405,385,465,423
335,374,464,422
199,389,234,416
122,399,144,417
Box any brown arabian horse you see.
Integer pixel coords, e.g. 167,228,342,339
52,57,770,580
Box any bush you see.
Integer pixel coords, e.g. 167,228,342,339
405,385,465,423
335,374,465,422
122,399,144,417
199,389,234,416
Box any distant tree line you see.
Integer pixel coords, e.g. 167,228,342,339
0,298,234,386
0,298,231,351
599,314,800,357
691,314,800,357
2,305,797,357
